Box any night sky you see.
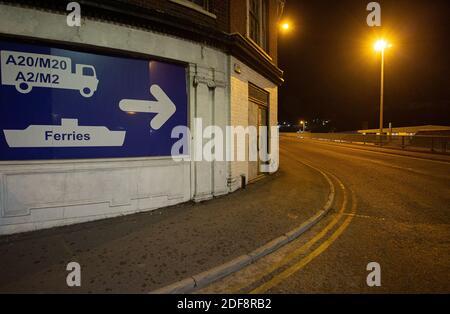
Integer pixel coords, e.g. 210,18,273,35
278,0,450,131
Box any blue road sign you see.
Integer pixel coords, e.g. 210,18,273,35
0,40,188,160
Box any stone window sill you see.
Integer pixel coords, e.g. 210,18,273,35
169,0,217,19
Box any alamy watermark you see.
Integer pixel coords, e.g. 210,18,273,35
366,262,381,287
66,261,81,287
366,2,381,27
170,118,280,174
66,2,81,27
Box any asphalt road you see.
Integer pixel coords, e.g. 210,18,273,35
201,136,450,293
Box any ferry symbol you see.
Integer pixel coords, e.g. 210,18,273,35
3,119,126,148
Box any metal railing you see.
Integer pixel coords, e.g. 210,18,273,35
282,132,450,154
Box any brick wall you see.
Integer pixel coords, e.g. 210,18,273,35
229,0,247,35
120,0,230,32
267,0,279,64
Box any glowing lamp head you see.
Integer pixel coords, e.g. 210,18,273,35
374,39,392,52
280,21,290,32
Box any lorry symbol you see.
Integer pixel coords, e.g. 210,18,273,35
0,50,99,98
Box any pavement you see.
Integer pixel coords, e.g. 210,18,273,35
0,150,329,293
200,136,450,293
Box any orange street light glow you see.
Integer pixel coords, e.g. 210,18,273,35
374,39,392,52
280,21,291,32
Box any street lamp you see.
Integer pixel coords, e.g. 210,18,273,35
374,39,392,135
279,19,291,34
300,120,306,132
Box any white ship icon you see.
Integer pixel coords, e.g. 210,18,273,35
3,119,126,148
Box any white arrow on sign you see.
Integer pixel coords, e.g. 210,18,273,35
119,84,177,130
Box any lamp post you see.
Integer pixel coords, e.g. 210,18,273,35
300,120,306,132
374,39,392,135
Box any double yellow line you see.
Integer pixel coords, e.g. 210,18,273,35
228,163,357,293
251,187,356,293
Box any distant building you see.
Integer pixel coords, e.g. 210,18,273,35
0,0,284,234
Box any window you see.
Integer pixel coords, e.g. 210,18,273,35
82,66,94,77
248,0,268,51
249,0,260,46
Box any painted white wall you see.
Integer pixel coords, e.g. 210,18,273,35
0,4,278,235
0,158,190,234
189,64,230,201
0,4,230,234
229,56,278,189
